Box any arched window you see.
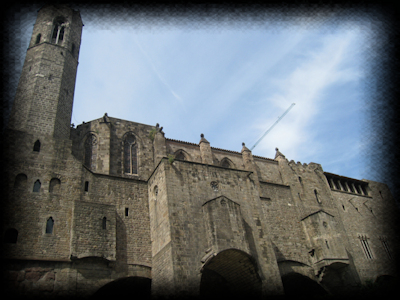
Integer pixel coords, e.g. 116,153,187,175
84,134,97,170
35,33,41,44
221,158,231,168
14,173,27,189
174,151,185,161
33,140,41,152
33,180,41,192
51,18,65,45
49,178,61,193
4,228,18,244
46,217,54,234
124,134,137,174
102,217,107,230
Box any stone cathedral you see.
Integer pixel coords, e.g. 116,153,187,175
2,4,399,299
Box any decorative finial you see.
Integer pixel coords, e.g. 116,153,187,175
242,142,245,146
275,147,279,151
201,133,204,138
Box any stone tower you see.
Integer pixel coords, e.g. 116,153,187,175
8,4,83,139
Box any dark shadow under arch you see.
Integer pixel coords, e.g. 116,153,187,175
281,272,328,298
91,276,151,299
200,249,262,299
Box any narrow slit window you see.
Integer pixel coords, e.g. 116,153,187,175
125,208,129,217
359,236,373,260
381,239,392,259
84,181,89,192
102,217,107,229
35,33,41,44
46,217,54,234
33,140,41,152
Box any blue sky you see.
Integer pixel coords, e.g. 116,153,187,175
13,5,380,182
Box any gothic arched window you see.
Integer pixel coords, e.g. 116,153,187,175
51,18,65,45
46,217,54,234
221,158,232,168
124,134,137,174
84,134,97,170
174,151,185,161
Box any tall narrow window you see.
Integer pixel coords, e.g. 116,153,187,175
124,134,137,174
84,134,97,170
4,228,18,244
380,238,392,259
14,173,27,189
102,217,107,230
84,181,89,192
125,208,129,217
359,236,373,260
46,217,54,234
49,178,61,193
35,33,41,44
33,180,41,192
33,140,41,152
52,19,65,45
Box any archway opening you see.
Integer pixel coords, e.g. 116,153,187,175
200,249,262,299
92,276,151,298
281,272,328,298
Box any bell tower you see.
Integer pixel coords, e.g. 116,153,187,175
8,4,83,139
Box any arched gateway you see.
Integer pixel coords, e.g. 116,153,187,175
200,249,262,299
92,276,151,298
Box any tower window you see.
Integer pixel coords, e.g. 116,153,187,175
14,173,27,189
52,19,65,45
46,217,54,234
35,33,41,44
124,133,138,174
33,140,41,152
49,178,61,193
4,228,18,244
125,208,129,217
33,180,41,192
84,181,89,192
102,217,107,230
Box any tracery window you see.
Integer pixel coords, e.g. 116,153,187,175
174,151,185,161
221,158,231,168
51,18,65,45
124,134,138,174
84,134,97,170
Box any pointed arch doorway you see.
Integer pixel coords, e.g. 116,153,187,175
200,249,262,299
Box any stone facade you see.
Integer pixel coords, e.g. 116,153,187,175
2,4,399,299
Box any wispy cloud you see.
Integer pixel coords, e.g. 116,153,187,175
252,29,362,160
133,36,185,108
